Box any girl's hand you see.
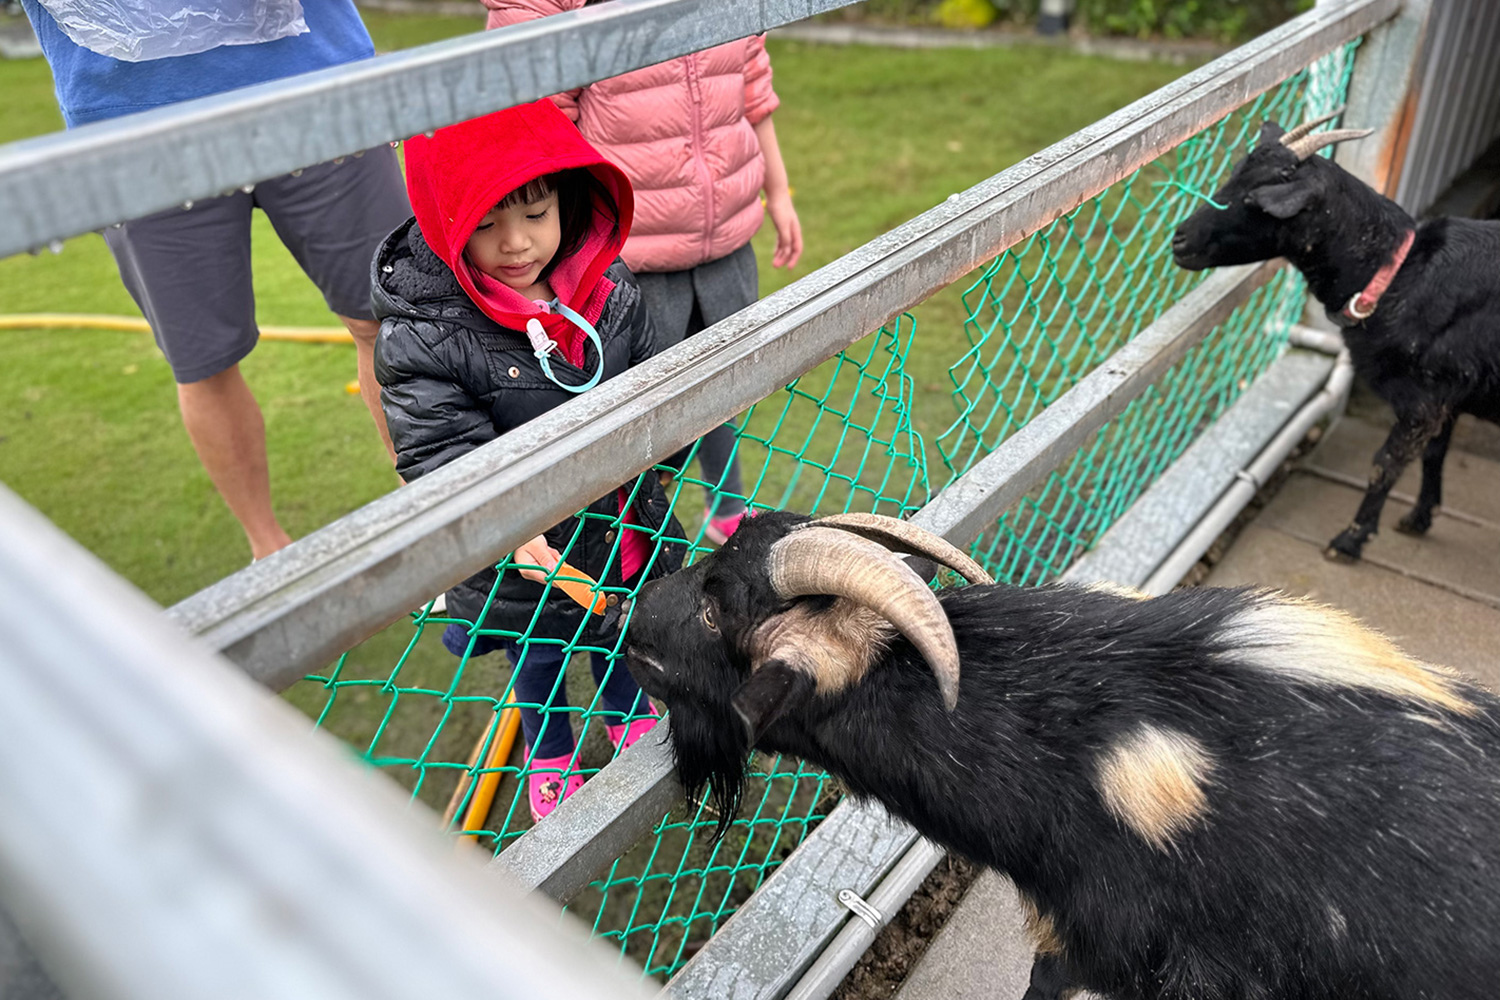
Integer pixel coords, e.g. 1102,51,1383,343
765,189,803,270
513,535,562,583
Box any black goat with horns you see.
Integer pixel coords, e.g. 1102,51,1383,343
1172,112,1500,562
623,510,1500,1000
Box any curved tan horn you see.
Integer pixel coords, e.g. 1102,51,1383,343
1285,127,1373,162
812,512,994,585
1278,108,1344,147
768,527,961,709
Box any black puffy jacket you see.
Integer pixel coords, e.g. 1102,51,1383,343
371,218,685,640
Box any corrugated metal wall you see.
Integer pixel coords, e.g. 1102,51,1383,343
1396,0,1500,215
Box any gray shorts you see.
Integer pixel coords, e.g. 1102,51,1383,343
103,146,411,384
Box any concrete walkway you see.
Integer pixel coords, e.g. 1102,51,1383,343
893,410,1500,1000
0,12,40,60
1207,411,1500,687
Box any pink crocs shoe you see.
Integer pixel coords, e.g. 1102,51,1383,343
606,701,662,752
527,751,584,822
704,509,747,546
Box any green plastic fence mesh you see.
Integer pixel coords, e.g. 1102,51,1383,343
291,41,1358,980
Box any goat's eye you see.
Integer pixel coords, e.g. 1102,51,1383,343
701,604,718,632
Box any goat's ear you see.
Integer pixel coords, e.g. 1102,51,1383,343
1256,121,1287,147
900,553,939,585
731,660,816,745
1249,181,1316,219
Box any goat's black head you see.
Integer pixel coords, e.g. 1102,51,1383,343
1171,115,1372,270
623,510,992,835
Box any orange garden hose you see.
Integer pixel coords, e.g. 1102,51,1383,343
0,313,353,343
442,564,607,838
445,692,522,842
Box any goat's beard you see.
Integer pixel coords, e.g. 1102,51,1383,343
666,701,752,841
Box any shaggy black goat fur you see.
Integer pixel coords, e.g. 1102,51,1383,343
1173,120,1500,561
625,511,1500,1000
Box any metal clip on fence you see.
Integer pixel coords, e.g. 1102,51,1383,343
836,889,884,930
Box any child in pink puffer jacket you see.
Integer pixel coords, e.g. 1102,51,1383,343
485,0,804,543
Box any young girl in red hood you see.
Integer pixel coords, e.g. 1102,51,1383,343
373,100,685,821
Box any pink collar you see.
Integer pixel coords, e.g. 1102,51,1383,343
1343,229,1414,322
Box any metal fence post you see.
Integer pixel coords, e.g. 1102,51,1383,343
1335,0,1434,196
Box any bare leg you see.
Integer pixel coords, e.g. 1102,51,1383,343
339,314,397,466
1395,414,1456,536
1326,408,1447,562
177,365,293,561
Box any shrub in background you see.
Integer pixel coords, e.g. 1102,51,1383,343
937,0,999,28
1076,0,1315,41
822,0,1315,43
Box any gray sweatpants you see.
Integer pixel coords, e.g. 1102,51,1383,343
634,241,759,518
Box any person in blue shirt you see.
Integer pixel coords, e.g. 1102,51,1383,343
20,0,412,560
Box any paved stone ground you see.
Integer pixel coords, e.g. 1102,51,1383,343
1209,411,1500,688
893,409,1500,1000
0,12,39,60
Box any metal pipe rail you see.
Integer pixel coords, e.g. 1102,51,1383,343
0,0,864,260
0,485,658,1000
166,0,1397,695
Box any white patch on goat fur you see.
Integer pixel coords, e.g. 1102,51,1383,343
1080,581,1151,601
1096,723,1214,851
748,599,893,694
1215,593,1474,716
1015,890,1064,956
1327,903,1348,941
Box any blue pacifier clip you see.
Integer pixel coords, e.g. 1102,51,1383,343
524,298,604,394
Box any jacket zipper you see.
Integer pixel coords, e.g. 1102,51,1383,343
685,54,715,262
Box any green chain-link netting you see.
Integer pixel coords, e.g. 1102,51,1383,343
290,41,1358,980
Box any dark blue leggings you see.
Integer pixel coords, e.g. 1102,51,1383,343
504,640,648,759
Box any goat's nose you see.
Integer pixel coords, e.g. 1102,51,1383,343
1171,231,1187,250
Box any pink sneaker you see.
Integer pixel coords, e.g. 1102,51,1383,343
606,701,661,752
527,750,585,822
704,509,747,546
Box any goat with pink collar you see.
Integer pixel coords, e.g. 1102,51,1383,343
1172,113,1500,562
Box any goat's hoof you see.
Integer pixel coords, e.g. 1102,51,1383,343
1395,511,1433,536
1324,534,1364,563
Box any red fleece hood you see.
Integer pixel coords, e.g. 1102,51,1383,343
403,99,634,341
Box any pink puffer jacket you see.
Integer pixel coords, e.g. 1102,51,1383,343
484,0,779,273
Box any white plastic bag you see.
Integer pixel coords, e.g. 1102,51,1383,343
36,0,307,63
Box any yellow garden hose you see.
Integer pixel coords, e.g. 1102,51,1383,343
0,313,353,344
443,693,522,841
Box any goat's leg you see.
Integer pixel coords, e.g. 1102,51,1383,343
1326,412,1443,562
1394,414,1456,536
1020,952,1077,1000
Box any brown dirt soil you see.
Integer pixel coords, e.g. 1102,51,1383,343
830,855,980,1000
